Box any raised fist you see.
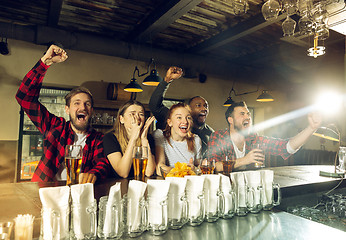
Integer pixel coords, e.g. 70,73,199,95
41,45,68,66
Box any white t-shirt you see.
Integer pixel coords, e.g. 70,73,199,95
153,129,202,167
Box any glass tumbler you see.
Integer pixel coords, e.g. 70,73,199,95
167,193,188,229
40,205,70,240
71,200,97,240
123,194,148,238
97,196,123,239
147,197,168,235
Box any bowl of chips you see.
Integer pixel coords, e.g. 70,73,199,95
165,162,196,178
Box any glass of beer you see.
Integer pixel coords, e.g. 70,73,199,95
65,145,83,185
200,159,215,174
251,143,265,168
222,156,236,175
133,146,148,181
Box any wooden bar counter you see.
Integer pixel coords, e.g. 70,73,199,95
1,165,345,239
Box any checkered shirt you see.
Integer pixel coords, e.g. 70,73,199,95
15,60,110,182
206,128,291,163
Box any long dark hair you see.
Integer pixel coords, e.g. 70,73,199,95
163,102,195,152
109,100,145,153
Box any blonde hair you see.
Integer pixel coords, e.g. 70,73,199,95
163,102,195,152
108,100,145,153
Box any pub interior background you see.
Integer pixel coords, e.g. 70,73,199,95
0,39,346,182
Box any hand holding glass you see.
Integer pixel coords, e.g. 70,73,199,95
251,144,265,168
65,145,83,185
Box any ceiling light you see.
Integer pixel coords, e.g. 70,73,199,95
223,97,235,107
143,69,162,86
256,90,274,102
124,78,143,92
124,66,143,93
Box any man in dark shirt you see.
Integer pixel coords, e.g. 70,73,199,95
149,67,214,157
16,44,110,183
207,101,322,171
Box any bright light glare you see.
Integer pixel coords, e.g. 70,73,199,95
314,91,343,115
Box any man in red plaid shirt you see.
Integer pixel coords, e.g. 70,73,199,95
16,44,110,183
207,101,322,171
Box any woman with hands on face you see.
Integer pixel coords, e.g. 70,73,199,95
103,100,156,178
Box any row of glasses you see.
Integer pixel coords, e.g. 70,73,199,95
229,170,281,217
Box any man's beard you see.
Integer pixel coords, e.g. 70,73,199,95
70,115,91,132
234,120,250,136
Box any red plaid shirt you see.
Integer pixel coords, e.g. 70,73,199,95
16,60,110,182
206,129,291,164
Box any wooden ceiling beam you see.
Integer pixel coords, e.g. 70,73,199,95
47,0,63,26
126,0,203,42
189,13,287,54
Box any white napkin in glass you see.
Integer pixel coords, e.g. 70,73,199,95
230,172,246,208
70,183,95,239
39,186,70,240
127,180,147,231
103,182,122,235
260,170,274,205
244,171,261,207
185,175,205,218
219,174,232,215
165,177,187,220
202,174,220,213
147,179,170,225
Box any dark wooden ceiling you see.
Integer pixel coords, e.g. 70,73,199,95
0,0,344,91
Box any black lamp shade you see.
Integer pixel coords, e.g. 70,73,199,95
124,79,143,92
142,69,162,86
256,90,274,102
223,97,235,107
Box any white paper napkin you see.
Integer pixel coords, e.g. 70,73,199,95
39,186,70,208
39,186,70,240
70,183,95,239
244,171,261,207
202,174,220,213
230,172,246,208
165,177,187,220
103,182,122,235
260,170,274,205
127,180,147,231
185,175,205,218
147,179,170,225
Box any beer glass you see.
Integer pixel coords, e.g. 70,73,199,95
244,171,263,213
132,146,148,182
123,195,148,238
200,159,215,174
222,156,236,175
260,170,281,210
230,172,248,216
97,196,124,239
147,197,168,235
71,200,97,240
203,174,224,223
250,143,265,169
40,205,70,240
65,145,83,185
